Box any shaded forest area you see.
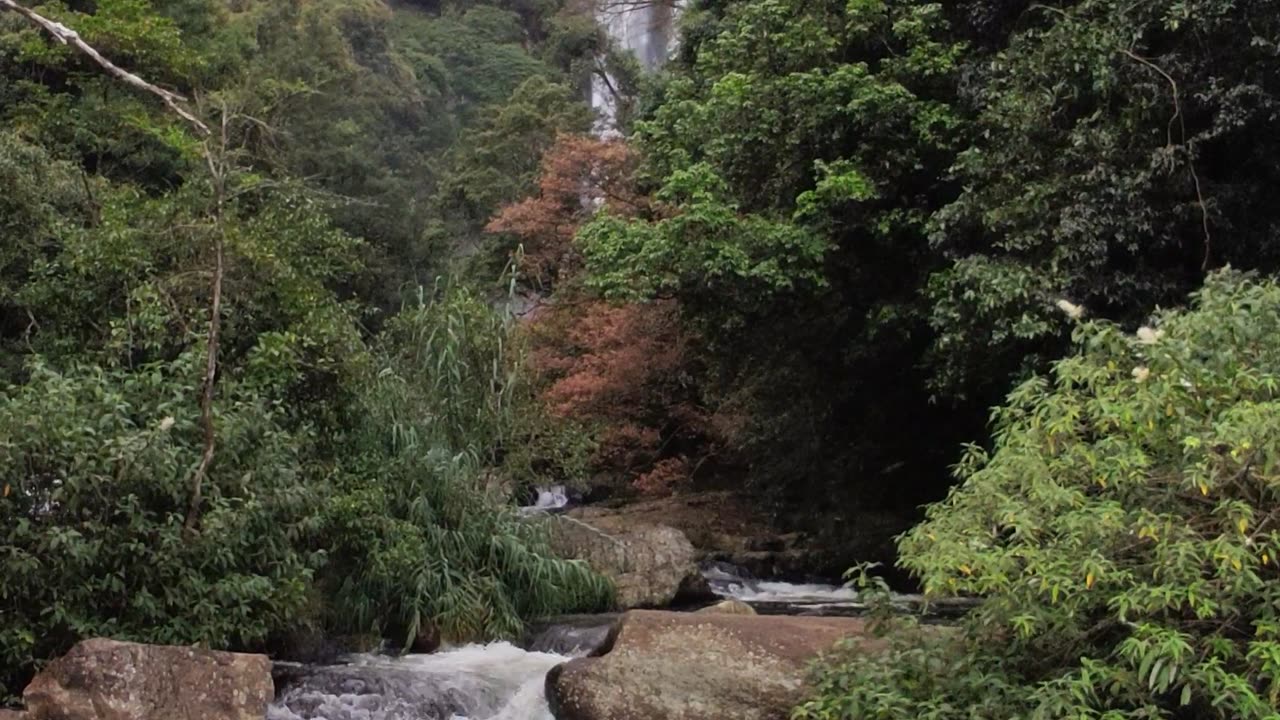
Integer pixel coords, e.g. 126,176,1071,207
502,0,1280,560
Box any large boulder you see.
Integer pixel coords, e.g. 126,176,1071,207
549,517,699,608
23,638,272,720
546,610,881,720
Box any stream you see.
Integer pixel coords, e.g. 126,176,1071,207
267,643,565,720
269,479,934,720
266,565,882,720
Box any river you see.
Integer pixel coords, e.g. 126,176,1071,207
265,566,885,720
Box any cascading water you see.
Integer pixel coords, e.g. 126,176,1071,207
590,0,679,134
268,643,567,720
269,618,617,720
700,561,979,619
517,485,569,516
700,561,862,614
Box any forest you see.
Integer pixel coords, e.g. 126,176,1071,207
1,0,1279,717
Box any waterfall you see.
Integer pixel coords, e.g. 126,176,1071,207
590,0,679,134
273,9,688,718
517,485,568,516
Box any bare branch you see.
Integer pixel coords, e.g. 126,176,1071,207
1121,48,1213,271
184,109,230,533
0,0,209,135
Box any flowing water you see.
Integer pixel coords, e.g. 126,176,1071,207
268,643,566,720
265,564,973,719
590,0,679,133
268,617,618,720
517,485,569,516
701,561,978,618
700,561,864,614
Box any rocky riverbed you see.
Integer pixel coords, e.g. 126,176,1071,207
3,498,972,720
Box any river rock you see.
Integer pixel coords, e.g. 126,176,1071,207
546,610,881,720
23,638,272,720
695,599,756,615
549,517,699,608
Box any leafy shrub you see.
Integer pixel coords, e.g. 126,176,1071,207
799,271,1280,719
0,356,316,699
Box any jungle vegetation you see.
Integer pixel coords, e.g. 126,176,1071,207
3,0,1280,714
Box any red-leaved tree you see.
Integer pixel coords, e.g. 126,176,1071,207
486,135,642,289
488,134,714,495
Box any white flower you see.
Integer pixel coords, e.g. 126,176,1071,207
1132,367,1151,383
1136,326,1164,345
1056,299,1085,320
159,416,176,431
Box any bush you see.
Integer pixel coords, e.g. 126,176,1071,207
0,356,316,699
0,287,613,701
799,271,1280,719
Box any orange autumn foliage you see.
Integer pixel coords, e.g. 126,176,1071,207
489,134,710,495
486,134,643,287
526,298,709,495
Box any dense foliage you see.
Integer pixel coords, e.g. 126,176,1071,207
0,0,612,700
504,0,1280,550
799,272,1280,719
6,0,1280,710
487,135,718,495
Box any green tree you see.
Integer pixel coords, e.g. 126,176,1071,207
0,0,611,699
800,271,1280,719
928,0,1280,398
0,356,317,698
576,0,970,531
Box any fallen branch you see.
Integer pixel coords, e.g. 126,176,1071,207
0,0,209,135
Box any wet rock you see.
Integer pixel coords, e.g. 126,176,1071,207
670,572,718,607
548,517,699,609
24,638,272,720
524,614,620,656
412,622,442,654
566,491,858,581
546,610,881,720
695,599,756,615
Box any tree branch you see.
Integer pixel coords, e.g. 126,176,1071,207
0,0,209,135
184,110,229,533
1121,48,1213,271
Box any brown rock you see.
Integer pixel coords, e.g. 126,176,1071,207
24,638,272,720
0,710,28,720
547,610,882,720
671,572,718,607
412,621,442,654
549,517,699,608
695,599,756,615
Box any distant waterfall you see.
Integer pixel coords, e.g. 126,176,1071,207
590,0,679,134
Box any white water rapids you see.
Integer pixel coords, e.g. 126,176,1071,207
267,643,563,720
266,568,893,720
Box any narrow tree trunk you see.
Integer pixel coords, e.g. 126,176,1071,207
185,118,229,534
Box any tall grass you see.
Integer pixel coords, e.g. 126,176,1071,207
318,284,611,646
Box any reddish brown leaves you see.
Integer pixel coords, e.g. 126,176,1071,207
486,134,643,286
489,134,712,495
